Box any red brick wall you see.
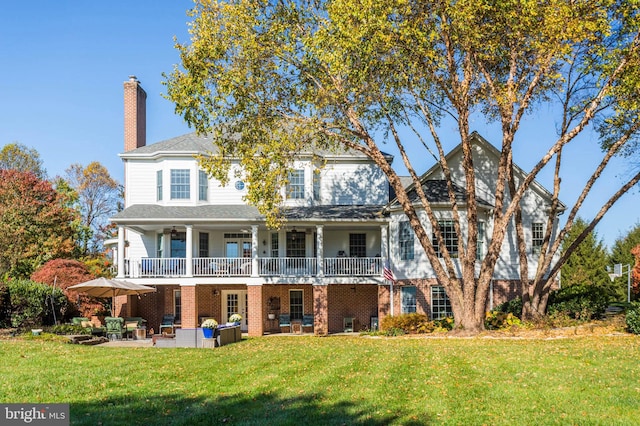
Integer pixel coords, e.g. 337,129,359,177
181,285,197,328
123,76,146,152
313,285,328,335
247,286,263,337
327,284,378,333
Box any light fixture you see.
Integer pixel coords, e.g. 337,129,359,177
171,226,177,236
213,289,219,296
262,239,267,246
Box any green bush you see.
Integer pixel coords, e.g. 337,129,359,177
625,302,640,334
495,297,523,318
433,316,454,331
547,284,610,321
0,284,10,328
7,279,72,328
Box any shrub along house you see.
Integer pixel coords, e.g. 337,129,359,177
110,76,563,337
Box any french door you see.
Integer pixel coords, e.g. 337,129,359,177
222,290,248,331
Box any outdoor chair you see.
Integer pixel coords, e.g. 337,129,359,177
105,317,126,340
279,314,291,333
160,314,175,335
72,317,106,336
302,314,314,333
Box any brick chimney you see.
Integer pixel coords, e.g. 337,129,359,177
123,75,147,151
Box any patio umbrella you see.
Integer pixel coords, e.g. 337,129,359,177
68,277,156,316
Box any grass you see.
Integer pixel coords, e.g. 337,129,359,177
1,334,639,425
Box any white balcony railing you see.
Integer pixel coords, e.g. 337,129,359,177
124,256,383,279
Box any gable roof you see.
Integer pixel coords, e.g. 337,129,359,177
386,132,565,212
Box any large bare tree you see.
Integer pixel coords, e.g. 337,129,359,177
165,0,640,332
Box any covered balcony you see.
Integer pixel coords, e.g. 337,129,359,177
114,222,390,281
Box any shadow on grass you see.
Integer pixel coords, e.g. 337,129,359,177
71,392,428,425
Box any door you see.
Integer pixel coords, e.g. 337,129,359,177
222,290,248,332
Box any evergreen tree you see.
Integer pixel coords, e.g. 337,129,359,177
561,218,613,297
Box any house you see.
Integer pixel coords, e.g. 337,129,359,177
110,76,563,337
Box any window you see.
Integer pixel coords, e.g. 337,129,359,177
199,232,209,258
286,231,305,257
170,232,186,257
401,286,417,314
349,233,366,257
173,289,182,323
313,170,321,201
290,290,303,321
431,286,452,320
156,234,164,258
476,221,485,261
287,169,305,199
532,222,544,254
271,233,279,257
156,170,163,201
432,220,458,258
199,170,208,201
399,221,414,260
170,169,190,199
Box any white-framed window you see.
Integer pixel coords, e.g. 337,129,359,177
286,231,305,257
170,169,190,199
287,169,305,199
433,220,458,258
289,289,303,321
156,233,164,258
271,232,279,257
156,170,163,201
532,222,544,254
173,289,182,323
198,170,208,201
399,221,414,260
313,170,321,201
349,233,366,257
401,286,417,314
431,286,452,320
476,221,485,261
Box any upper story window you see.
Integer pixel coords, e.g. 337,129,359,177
287,169,305,199
349,233,366,257
532,222,544,254
312,170,320,202
199,170,208,201
433,220,458,258
399,221,414,260
170,169,190,199
156,170,163,201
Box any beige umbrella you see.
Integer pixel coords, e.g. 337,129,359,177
68,277,156,316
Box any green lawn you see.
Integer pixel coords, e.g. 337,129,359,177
1,335,639,425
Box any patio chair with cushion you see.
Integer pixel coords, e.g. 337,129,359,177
302,314,314,333
160,315,175,335
105,317,126,340
279,314,291,333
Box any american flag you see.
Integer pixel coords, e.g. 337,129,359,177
383,262,396,282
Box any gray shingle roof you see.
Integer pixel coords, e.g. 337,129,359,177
112,204,386,223
406,180,494,207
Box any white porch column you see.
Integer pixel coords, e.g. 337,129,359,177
381,225,389,269
185,225,193,277
117,226,125,278
251,225,259,277
316,225,324,277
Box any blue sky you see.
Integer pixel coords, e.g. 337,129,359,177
1,1,638,250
